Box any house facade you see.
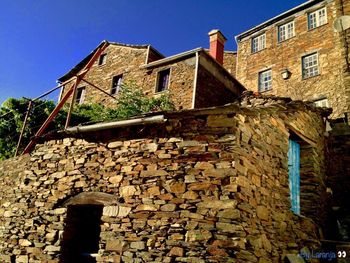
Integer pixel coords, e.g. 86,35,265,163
234,0,350,120
58,31,244,111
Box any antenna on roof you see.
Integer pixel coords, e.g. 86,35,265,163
333,15,350,32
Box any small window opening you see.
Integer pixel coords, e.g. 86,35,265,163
111,75,123,95
60,205,103,263
258,69,272,92
302,53,319,79
98,54,107,65
314,98,330,108
75,87,86,104
156,68,170,92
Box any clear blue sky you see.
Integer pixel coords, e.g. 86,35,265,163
0,0,305,105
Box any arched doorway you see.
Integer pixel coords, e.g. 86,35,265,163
60,192,120,263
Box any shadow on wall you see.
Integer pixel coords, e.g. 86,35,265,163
60,204,103,263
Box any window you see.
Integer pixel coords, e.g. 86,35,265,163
258,69,272,92
156,69,170,92
302,53,319,78
314,98,329,108
98,53,107,65
75,87,86,104
251,34,266,53
111,75,123,95
278,21,295,42
308,7,327,30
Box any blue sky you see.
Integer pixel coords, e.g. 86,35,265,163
0,0,305,105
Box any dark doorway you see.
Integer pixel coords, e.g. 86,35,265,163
60,205,103,263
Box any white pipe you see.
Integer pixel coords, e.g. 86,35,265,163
65,115,166,133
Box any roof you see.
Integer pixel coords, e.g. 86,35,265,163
141,47,202,68
57,41,164,82
141,48,245,93
235,0,326,41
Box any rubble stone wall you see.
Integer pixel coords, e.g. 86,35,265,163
0,103,326,262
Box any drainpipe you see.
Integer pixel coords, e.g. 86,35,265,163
65,115,166,133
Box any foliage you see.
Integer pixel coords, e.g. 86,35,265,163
0,83,174,160
0,98,60,160
113,83,174,119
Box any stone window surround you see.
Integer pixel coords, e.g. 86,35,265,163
307,6,327,30
251,33,266,54
75,87,86,104
98,53,107,66
301,51,320,79
277,20,295,43
155,67,171,93
258,68,272,92
110,74,123,95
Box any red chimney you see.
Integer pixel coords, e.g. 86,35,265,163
208,29,227,65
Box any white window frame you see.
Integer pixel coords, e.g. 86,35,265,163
302,53,319,79
258,69,272,92
75,87,86,104
278,21,295,42
314,98,329,108
251,34,266,53
308,7,327,30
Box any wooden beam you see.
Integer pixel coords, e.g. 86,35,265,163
14,100,33,157
64,41,110,129
22,41,110,154
81,78,117,100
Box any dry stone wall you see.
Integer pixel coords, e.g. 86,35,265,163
0,101,327,262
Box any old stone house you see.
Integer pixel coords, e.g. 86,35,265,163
58,30,244,111
0,93,331,262
234,0,350,120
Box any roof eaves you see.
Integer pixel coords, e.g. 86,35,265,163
141,47,203,68
235,0,325,41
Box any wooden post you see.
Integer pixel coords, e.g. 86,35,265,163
64,78,80,129
15,100,33,157
22,41,109,154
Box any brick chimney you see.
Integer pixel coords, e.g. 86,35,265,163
208,29,227,65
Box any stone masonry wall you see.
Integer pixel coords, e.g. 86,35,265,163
0,102,326,263
141,58,196,110
324,124,350,241
236,0,350,119
61,44,148,107
195,66,239,108
223,52,237,77
60,44,197,110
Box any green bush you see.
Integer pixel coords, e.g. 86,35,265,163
0,83,174,159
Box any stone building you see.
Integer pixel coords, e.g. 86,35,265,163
234,0,350,120
58,30,244,111
0,94,330,262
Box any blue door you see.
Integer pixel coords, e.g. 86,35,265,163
288,139,300,214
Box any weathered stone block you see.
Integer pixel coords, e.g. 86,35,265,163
120,186,137,197
256,206,269,221
197,200,237,210
185,230,212,242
